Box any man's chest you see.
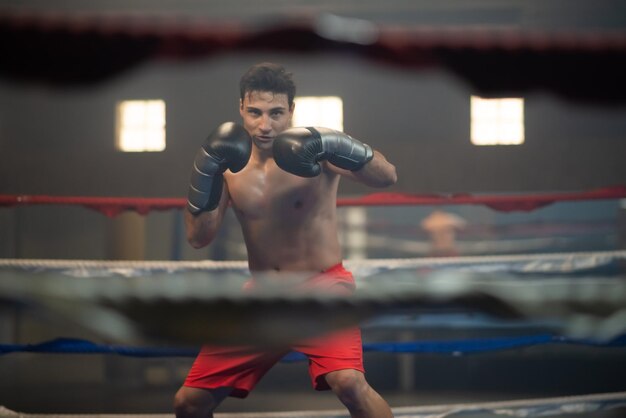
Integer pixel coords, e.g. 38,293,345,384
226,164,323,220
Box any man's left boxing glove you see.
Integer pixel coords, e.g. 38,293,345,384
187,122,251,214
272,127,373,177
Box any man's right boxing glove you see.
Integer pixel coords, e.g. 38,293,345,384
187,122,251,214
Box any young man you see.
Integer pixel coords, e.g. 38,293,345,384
176,62,397,418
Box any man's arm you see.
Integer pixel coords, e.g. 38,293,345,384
325,149,397,188
185,122,251,248
184,182,230,248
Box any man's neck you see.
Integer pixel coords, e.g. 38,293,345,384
250,146,274,166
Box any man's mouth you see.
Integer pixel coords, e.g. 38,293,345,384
256,135,273,142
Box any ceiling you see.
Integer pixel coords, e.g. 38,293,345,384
1,0,625,104
1,0,625,31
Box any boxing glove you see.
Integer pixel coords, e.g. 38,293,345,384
273,127,373,177
187,122,251,214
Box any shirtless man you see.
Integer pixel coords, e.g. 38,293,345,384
175,62,397,418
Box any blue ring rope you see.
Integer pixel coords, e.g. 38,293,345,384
2,333,625,361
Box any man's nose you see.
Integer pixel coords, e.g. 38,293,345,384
259,115,272,132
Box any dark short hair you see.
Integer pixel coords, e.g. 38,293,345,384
239,63,296,107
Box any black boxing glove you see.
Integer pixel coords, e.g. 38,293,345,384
187,122,251,214
272,127,373,177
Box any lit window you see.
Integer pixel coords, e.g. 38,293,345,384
471,96,524,146
116,100,166,152
292,96,343,131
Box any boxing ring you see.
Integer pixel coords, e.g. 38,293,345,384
2,3,626,415
1,189,626,417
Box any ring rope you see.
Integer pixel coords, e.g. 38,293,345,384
2,334,625,359
0,185,624,216
0,250,624,276
2,251,625,344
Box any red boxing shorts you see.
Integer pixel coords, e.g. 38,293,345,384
183,263,364,398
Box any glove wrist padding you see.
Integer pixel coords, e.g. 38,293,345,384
273,127,374,177
187,122,251,214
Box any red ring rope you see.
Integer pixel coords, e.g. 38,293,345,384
0,186,624,217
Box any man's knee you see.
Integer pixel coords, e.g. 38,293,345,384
174,386,230,418
325,369,370,407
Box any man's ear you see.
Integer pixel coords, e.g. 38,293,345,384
289,102,295,124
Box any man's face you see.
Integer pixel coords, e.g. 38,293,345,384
240,90,294,151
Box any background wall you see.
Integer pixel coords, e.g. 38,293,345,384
1,52,626,198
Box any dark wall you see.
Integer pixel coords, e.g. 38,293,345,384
1,52,625,198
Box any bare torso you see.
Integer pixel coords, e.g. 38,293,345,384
225,154,343,274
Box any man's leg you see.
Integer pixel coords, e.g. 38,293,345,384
325,369,394,418
174,386,232,418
